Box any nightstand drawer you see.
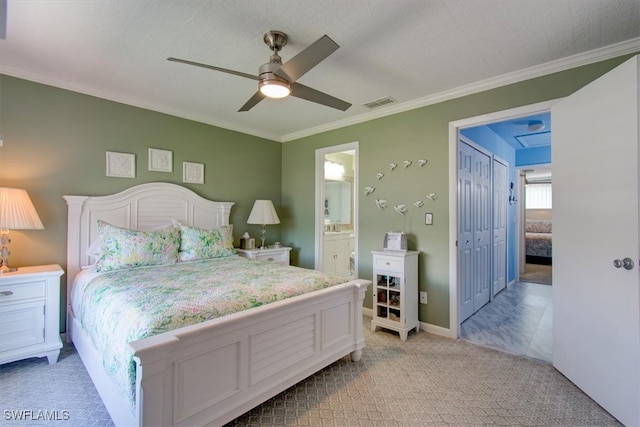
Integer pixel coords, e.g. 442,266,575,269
0,280,46,303
373,255,404,273
254,251,287,264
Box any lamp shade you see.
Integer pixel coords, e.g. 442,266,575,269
247,200,280,225
0,188,44,230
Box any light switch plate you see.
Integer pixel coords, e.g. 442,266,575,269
425,213,433,225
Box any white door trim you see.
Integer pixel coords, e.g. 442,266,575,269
447,99,561,339
314,142,359,273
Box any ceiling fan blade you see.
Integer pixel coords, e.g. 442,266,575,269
167,57,258,81
275,35,339,82
290,82,351,111
238,91,266,112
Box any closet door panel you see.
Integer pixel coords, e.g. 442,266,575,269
458,142,475,322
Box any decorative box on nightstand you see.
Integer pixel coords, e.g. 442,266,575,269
236,247,291,265
0,264,64,365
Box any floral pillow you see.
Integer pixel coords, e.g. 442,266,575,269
95,220,181,272
177,223,235,262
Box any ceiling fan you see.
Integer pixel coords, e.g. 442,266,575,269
167,31,351,112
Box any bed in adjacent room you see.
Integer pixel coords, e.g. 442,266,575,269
525,219,552,264
64,182,370,427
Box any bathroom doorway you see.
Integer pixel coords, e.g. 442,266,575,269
314,142,358,279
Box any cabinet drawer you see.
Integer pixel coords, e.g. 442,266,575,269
0,280,46,303
254,252,287,264
373,255,404,273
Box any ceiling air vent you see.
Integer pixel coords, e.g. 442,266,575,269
363,96,396,109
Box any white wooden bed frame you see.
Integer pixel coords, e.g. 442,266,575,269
64,182,370,427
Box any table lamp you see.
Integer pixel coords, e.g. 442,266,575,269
0,187,44,272
247,200,280,249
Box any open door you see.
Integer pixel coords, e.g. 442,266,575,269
552,55,639,425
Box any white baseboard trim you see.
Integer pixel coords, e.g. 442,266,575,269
363,308,451,338
419,321,450,338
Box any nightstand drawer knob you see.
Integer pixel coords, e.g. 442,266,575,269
0,290,14,296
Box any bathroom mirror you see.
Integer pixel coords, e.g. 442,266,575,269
324,180,352,224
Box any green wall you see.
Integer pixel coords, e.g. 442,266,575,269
281,53,636,329
0,76,282,331
1,53,635,333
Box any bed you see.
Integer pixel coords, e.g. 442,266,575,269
525,219,552,264
64,182,370,427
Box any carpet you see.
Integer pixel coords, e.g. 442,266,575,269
0,316,621,426
520,263,552,285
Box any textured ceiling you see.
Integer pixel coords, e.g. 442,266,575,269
1,0,639,142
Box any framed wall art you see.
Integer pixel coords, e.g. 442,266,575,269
183,161,204,184
106,151,135,178
148,148,173,172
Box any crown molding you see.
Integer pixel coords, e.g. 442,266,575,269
281,37,640,142
0,66,283,142
3,37,638,144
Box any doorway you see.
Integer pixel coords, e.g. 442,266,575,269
448,100,557,339
314,142,359,279
520,168,553,285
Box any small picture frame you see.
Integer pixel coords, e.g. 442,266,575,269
425,213,433,225
183,161,204,184
148,148,173,172
106,151,136,178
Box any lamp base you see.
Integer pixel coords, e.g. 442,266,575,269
0,265,17,273
0,231,16,273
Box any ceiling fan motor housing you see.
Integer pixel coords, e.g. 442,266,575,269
258,56,291,97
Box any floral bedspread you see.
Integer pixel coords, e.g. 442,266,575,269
78,256,348,406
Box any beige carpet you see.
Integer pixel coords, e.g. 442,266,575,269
1,315,620,426
227,318,619,426
520,263,552,285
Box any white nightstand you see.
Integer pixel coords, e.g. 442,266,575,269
236,247,291,265
0,264,64,365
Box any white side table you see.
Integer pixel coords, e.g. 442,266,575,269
371,251,419,341
236,247,292,265
0,264,64,364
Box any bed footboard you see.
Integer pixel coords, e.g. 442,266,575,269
128,279,369,427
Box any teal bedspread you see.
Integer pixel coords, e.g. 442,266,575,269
77,256,347,406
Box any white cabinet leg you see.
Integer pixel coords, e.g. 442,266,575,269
46,350,60,365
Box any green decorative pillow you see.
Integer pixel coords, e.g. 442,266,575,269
95,220,180,272
178,223,236,261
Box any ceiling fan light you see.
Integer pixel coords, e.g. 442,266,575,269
260,80,290,98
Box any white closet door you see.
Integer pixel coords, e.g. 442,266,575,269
492,159,508,296
458,141,475,322
458,139,492,322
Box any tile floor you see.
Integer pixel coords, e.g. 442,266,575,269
460,280,553,362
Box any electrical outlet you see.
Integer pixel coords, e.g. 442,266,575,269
420,291,428,304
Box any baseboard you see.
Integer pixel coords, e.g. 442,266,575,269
363,308,451,338
419,321,450,338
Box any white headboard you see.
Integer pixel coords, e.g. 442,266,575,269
64,182,234,287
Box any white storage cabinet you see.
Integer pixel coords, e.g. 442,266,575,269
371,251,419,341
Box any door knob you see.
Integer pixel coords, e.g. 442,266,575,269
613,258,635,270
